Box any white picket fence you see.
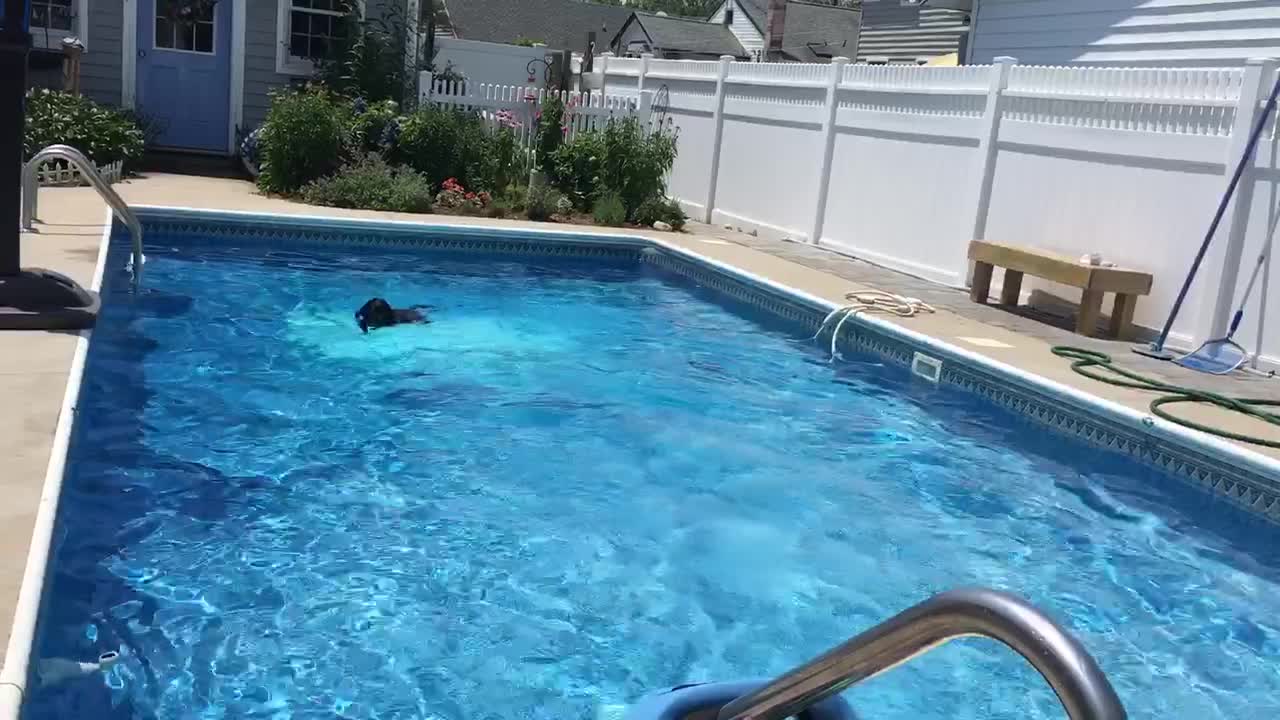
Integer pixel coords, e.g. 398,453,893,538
418,76,654,152
590,53,1280,369
31,158,123,187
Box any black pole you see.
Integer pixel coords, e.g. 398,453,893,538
0,0,29,276
0,0,101,330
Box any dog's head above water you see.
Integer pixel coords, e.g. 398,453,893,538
355,298,396,334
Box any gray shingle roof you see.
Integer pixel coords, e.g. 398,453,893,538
733,0,862,62
628,12,748,58
438,0,633,54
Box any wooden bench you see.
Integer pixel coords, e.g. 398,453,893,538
968,240,1153,339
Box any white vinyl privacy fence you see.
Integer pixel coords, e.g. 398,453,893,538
592,54,1280,369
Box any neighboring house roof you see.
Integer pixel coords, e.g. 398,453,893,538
856,2,970,64
728,0,862,63
435,0,633,54
615,12,749,58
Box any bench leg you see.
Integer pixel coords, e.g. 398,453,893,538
1000,270,1024,306
1076,290,1104,337
1109,293,1138,340
970,261,994,303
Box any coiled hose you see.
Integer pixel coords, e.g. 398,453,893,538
1052,346,1280,448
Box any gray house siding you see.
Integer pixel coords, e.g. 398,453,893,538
26,0,123,102
242,0,289,132
82,0,124,106
969,0,1280,67
709,0,765,59
856,0,969,64
243,0,406,131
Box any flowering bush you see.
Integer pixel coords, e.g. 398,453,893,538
435,177,491,212
495,109,523,129
24,89,145,167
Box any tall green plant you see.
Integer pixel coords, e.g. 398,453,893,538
257,87,350,194
393,106,496,189
549,117,678,220
536,95,566,170
600,118,678,218
314,1,426,106
549,131,605,210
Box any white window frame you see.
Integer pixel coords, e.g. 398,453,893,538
29,0,89,51
275,0,365,76
153,2,218,55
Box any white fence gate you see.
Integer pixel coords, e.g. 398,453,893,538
590,53,1280,369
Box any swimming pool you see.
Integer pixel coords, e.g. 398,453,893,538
22,212,1280,720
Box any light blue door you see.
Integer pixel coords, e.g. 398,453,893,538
136,0,232,152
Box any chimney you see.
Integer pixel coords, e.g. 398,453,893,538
765,0,787,62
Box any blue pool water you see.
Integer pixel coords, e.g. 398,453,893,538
29,231,1280,720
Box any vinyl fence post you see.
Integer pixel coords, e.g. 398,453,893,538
638,52,652,95
960,56,1015,288
419,70,432,104
598,52,611,96
703,54,733,224
638,89,654,127
1195,58,1278,342
808,56,849,245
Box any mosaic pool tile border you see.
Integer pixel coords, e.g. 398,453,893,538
125,212,1280,522
139,216,645,262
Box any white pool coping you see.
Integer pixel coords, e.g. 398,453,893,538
3,205,1278,717
0,209,113,717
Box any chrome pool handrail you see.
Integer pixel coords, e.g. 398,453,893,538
716,587,1126,720
21,144,144,287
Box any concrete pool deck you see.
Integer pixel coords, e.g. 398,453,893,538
6,172,1280,656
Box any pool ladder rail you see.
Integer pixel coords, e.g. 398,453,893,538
20,144,145,287
717,587,1126,720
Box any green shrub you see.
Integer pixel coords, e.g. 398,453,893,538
490,126,524,192
348,98,399,153
635,196,687,230
536,95,566,170
599,118,678,220
258,87,350,193
393,106,496,189
300,154,434,213
493,183,528,215
526,184,565,222
548,118,678,220
592,192,627,227
549,132,605,210
23,89,145,166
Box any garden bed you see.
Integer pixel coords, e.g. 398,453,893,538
244,85,685,233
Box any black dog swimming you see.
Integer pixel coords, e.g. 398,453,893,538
355,298,433,334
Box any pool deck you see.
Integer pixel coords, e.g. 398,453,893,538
6,172,1280,655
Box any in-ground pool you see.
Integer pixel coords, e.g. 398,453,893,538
27,222,1280,720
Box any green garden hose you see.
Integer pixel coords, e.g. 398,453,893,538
1051,346,1280,449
